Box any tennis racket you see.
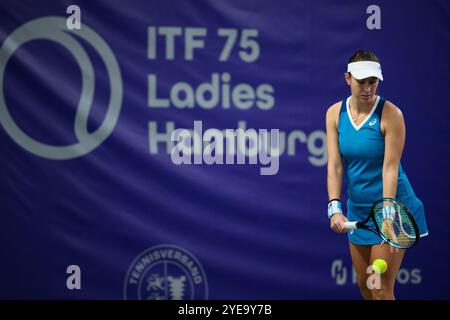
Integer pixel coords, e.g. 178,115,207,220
344,198,420,249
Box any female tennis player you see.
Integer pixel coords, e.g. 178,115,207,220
325,50,429,300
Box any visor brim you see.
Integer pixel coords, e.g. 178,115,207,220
350,70,383,81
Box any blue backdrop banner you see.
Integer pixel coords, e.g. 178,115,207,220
0,0,449,299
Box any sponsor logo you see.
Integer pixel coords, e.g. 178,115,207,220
0,17,122,159
124,244,208,300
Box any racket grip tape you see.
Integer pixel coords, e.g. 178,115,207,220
344,221,358,230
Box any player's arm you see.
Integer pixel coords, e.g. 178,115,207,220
381,101,405,199
381,101,405,252
326,103,343,200
326,103,347,233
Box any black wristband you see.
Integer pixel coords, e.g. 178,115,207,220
328,198,341,204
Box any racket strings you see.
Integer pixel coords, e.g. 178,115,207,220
373,202,417,248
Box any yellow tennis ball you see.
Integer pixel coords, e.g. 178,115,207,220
372,259,388,274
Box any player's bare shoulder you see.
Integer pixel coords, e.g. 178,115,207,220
381,100,405,134
326,101,342,126
383,100,404,123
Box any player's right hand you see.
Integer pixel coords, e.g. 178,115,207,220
330,213,348,233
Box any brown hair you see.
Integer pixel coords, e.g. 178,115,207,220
348,50,380,64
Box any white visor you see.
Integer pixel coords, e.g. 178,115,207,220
347,61,383,81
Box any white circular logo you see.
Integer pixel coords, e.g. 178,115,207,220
124,244,208,300
0,17,122,159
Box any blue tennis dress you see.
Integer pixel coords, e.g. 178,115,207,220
338,95,429,245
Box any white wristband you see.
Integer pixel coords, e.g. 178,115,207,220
328,199,342,219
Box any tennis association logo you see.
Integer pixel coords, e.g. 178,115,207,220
124,244,208,300
0,17,122,160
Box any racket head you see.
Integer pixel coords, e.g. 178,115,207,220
370,198,420,249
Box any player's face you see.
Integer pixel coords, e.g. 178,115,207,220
345,74,379,103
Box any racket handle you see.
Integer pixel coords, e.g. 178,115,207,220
344,221,358,230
